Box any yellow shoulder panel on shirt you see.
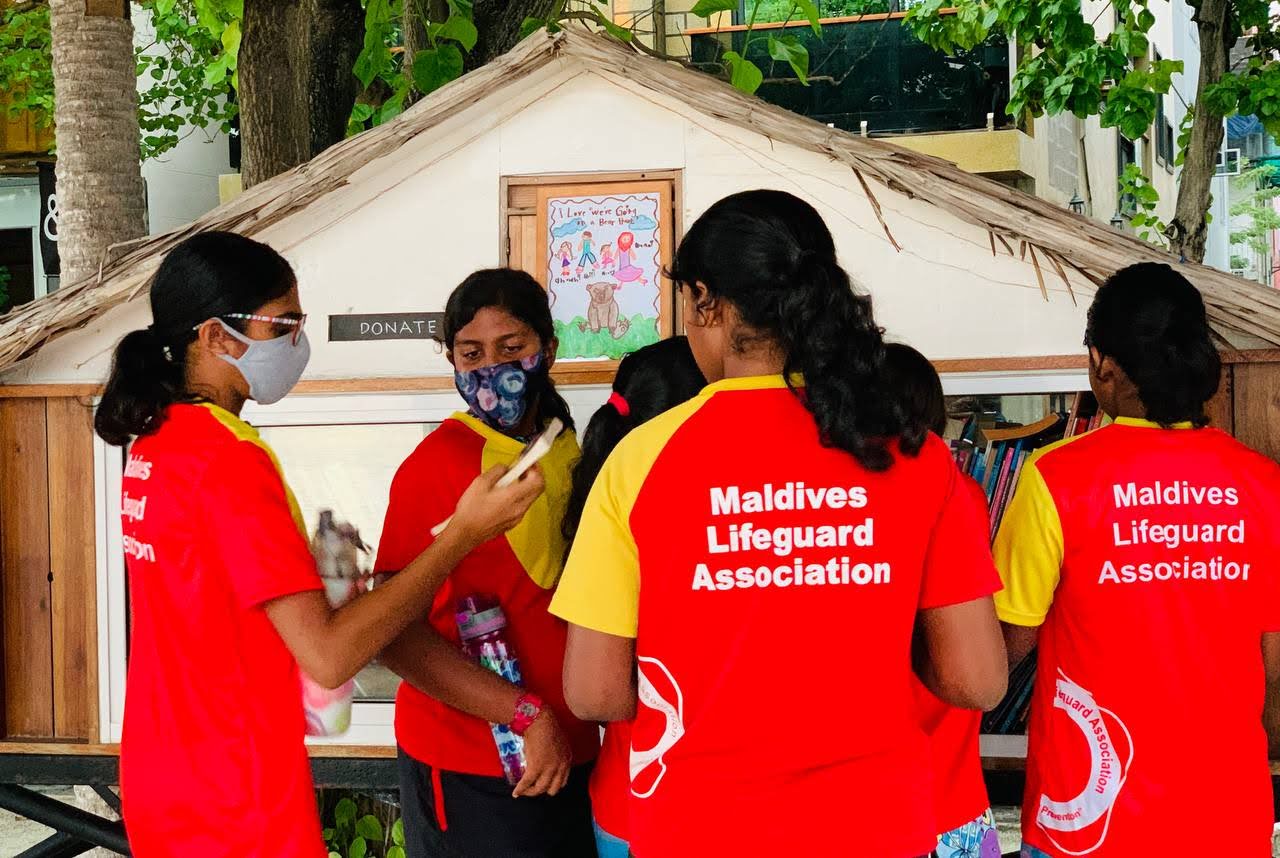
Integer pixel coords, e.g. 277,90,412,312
199,402,306,534
550,394,712,638
990,430,1092,626
482,423,581,590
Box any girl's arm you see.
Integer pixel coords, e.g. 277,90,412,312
561,624,636,722
263,466,543,689
379,603,573,797
914,595,1008,711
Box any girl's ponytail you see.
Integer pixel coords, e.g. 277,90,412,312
95,327,189,447
774,252,917,471
671,190,913,472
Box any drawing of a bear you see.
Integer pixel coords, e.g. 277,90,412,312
579,281,631,339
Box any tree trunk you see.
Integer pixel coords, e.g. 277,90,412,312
307,0,364,158
468,0,559,70
240,0,309,187
48,0,146,288
239,0,364,187
1169,0,1233,263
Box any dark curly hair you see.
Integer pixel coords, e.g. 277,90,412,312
668,189,917,470
1085,262,1219,428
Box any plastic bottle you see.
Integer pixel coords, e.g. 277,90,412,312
455,594,526,784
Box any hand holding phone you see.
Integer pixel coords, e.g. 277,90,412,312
431,419,564,538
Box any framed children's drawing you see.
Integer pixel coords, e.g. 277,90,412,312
502,173,679,376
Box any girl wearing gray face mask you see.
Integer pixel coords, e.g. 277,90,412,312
95,231,547,858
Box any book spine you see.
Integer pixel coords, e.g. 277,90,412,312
990,444,1016,539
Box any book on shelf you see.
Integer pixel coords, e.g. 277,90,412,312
949,389,1102,735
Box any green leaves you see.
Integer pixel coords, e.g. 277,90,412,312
723,50,764,94
794,0,822,36
436,13,478,52
599,16,634,43
767,33,809,83
691,0,739,17
520,17,547,38
1117,164,1168,246
334,799,358,828
412,44,464,96
355,815,383,842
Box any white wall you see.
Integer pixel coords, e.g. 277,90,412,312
1,62,1097,386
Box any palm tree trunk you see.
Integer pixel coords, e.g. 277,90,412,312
48,0,146,288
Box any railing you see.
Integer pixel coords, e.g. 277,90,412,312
688,15,1012,136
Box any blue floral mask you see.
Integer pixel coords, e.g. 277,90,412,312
454,352,548,432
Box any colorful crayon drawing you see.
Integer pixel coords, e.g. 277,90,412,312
545,192,663,361
552,217,588,239
613,232,647,284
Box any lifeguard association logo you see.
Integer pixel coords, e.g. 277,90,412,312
630,656,686,799
1037,670,1134,855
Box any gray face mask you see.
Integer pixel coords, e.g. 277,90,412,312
217,320,311,405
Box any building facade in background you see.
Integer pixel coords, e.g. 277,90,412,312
609,0,1244,274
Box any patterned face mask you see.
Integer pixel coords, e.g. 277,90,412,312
454,352,548,432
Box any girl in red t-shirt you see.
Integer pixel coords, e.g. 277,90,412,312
374,269,600,858
884,343,1002,858
560,337,706,858
552,190,1009,858
95,233,543,858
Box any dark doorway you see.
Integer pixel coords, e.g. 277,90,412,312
0,227,35,314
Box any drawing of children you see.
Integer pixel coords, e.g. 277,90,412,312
614,231,648,285
576,231,598,277
558,241,573,278
598,243,616,273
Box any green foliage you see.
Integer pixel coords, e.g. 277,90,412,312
0,1,237,160
1228,160,1280,261
689,0,823,94
321,795,402,858
907,0,1182,142
0,265,10,310
1117,163,1168,246
554,315,660,361
0,3,53,134
348,0,478,135
135,0,239,161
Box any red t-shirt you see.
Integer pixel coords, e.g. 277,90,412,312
119,404,325,858
551,376,1001,858
994,418,1280,857
374,413,599,775
911,475,995,833
591,722,632,840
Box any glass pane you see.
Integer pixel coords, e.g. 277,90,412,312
260,422,437,701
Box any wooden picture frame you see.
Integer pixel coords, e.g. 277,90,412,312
503,172,680,376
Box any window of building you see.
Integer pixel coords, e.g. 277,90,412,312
1153,49,1175,169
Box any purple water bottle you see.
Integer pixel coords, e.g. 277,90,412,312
456,595,527,785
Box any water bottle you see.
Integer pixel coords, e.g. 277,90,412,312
456,595,527,785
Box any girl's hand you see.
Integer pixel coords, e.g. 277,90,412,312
449,465,545,549
512,709,571,798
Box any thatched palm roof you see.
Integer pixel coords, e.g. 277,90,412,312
1,26,1276,374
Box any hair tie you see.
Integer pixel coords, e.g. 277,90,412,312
607,391,630,417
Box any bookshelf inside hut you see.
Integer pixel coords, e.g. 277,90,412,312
943,389,1105,736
